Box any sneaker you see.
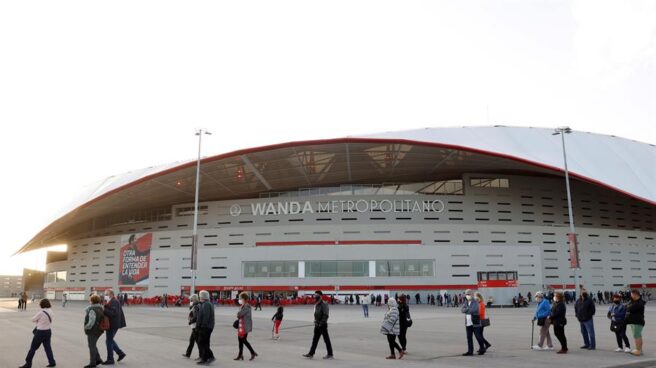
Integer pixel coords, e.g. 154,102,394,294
302,354,314,359
631,350,642,356
322,355,334,360
532,345,543,350
579,345,589,349
624,347,632,353
117,354,126,362
543,346,554,351
615,348,623,352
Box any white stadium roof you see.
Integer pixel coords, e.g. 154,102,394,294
18,125,656,253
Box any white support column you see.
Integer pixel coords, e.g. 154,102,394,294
299,261,305,278
369,261,376,278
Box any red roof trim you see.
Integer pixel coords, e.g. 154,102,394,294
19,136,656,254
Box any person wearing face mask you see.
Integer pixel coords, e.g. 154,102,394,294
196,290,216,365
531,291,554,350
183,294,201,359
574,290,596,350
235,292,258,360
461,289,485,356
303,290,333,359
549,292,568,354
625,289,645,356
102,289,127,365
607,293,631,353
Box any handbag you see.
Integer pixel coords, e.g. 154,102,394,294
482,318,490,327
233,319,239,329
99,316,110,331
537,317,546,326
610,320,623,332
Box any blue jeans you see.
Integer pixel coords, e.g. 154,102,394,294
580,319,596,348
362,304,369,317
105,328,125,362
25,329,56,366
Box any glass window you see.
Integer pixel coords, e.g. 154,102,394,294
305,261,368,277
375,260,434,277
243,261,299,278
470,178,510,188
488,272,498,280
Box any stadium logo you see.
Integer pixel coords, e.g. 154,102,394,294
229,199,445,217
229,204,242,217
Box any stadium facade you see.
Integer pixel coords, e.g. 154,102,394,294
19,126,656,303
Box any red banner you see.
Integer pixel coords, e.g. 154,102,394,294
477,280,518,288
119,233,152,286
568,233,580,269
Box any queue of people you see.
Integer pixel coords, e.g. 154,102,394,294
531,289,646,356
16,287,647,367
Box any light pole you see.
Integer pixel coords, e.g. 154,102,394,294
191,128,211,296
553,126,582,299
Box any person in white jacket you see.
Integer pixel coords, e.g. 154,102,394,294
380,298,403,360
362,294,370,318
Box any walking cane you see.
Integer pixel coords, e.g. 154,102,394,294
531,319,535,349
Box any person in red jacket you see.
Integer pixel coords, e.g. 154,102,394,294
476,292,492,350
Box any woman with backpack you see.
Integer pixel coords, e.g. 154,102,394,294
271,305,284,340
83,294,106,368
380,298,403,359
19,298,56,368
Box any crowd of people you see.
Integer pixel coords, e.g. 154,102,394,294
530,289,646,357
16,287,648,367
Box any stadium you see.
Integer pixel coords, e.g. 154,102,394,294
18,126,656,304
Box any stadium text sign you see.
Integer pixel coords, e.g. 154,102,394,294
230,199,445,217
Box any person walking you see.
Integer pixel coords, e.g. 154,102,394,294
271,305,284,340
475,292,492,350
19,298,56,368
196,290,216,365
362,294,370,318
255,295,262,311
461,289,485,356
380,298,403,359
625,289,645,356
608,293,631,353
531,291,554,350
83,294,105,368
183,294,201,359
549,292,568,354
397,295,411,354
235,292,258,360
21,291,28,311
102,289,127,365
62,293,67,308
303,291,333,359
575,291,596,350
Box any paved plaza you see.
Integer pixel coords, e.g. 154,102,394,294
0,298,654,368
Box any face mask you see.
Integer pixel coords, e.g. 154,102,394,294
314,295,321,302
239,299,244,305
466,295,472,301
614,300,620,304
104,296,110,302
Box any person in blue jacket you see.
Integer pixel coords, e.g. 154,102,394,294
532,291,554,350
608,293,631,352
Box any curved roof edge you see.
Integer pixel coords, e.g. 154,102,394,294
17,126,656,255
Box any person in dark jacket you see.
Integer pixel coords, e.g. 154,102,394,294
549,292,568,354
303,291,333,359
461,289,485,356
235,292,258,360
196,290,216,365
103,289,127,364
84,294,105,368
272,306,284,339
625,289,645,356
574,291,596,350
183,294,200,359
397,295,411,353
607,293,631,352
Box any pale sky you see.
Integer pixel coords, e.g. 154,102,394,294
0,0,654,276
